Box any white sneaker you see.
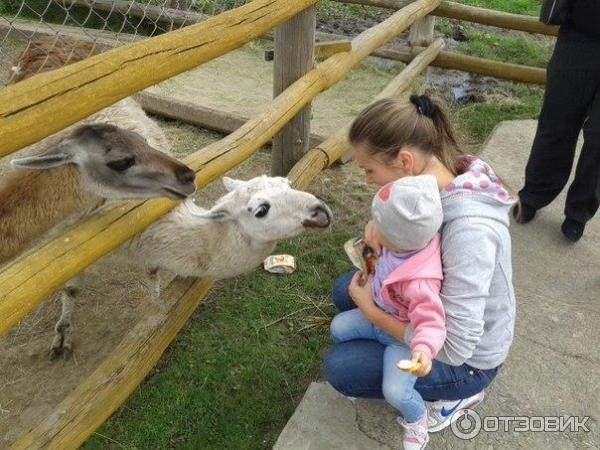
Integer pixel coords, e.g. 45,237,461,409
397,412,429,450
425,391,485,433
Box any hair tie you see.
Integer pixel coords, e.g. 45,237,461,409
409,94,436,118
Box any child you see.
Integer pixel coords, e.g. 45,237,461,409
330,174,445,450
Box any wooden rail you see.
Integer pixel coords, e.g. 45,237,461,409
0,0,321,157
0,0,441,336
336,0,558,36
11,38,445,448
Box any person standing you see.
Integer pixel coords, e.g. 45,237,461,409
515,0,600,242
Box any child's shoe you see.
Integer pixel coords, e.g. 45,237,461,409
397,412,429,450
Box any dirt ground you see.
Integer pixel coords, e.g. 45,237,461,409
0,35,380,445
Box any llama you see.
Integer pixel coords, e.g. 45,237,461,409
1,36,197,357
132,176,332,282
52,176,332,353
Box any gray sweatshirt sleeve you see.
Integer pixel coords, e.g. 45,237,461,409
405,219,500,366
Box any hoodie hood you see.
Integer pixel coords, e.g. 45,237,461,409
441,155,516,226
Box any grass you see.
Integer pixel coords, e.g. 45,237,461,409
455,84,544,141
454,0,542,16
83,231,359,449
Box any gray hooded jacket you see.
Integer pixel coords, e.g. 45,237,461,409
406,156,517,370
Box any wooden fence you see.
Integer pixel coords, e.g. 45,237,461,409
0,0,552,446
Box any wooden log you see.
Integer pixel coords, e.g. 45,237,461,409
271,7,316,176
133,91,326,147
315,40,352,58
12,277,215,450
289,38,446,187
336,0,559,36
378,44,546,85
0,0,321,157
0,0,441,335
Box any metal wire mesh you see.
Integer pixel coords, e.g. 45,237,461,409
0,0,251,85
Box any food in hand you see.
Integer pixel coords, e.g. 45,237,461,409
344,237,376,285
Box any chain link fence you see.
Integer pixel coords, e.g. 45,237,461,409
0,0,251,85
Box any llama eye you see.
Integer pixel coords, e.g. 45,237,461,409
106,157,135,172
254,203,270,218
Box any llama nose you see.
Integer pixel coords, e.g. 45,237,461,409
304,203,331,228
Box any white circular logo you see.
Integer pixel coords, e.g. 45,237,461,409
451,408,482,440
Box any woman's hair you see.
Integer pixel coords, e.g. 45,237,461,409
348,95,463,174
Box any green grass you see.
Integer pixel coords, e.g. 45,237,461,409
455,84,544,141
458,29,552,68
83,230,358,449
454,0,542,16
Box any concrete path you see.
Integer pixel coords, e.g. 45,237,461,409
274,120,600,450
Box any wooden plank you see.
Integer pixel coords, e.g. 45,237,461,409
289,38,446,183
0,0,321,157
12,277,214,450
0,0,441,336
133,91,326,147
336,0,559,36
271,7,316,176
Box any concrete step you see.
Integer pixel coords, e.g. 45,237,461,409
273,120,600,450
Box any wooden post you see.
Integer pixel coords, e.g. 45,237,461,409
408,15,435,47
271,7,316,176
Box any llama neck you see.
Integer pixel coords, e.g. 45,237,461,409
0,166,100,264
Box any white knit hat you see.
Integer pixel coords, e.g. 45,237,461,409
371,175,443,252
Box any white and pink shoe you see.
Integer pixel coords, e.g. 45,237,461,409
397,412,429,450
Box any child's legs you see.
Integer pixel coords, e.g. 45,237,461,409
330,309,379,344
382,344,426,423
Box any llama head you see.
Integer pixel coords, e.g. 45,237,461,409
200,175,332,243
11,123,196,200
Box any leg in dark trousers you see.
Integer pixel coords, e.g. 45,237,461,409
564,88,600,223
519,28,600,221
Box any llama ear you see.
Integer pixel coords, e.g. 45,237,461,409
11,141,76,170
11,152,73,169
222,177,245,192
197,207,234,222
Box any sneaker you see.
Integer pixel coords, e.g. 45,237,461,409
425,391,485,433
512,200,537,224
397,412,429,450
561,218,585,242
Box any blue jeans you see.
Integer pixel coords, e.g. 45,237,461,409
325,272,500,402
331,308,425,422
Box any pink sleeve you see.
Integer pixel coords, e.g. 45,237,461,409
406,279,446,359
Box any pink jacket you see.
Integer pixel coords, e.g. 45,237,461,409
379,234,446,359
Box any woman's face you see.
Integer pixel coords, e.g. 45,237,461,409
352,142,422,187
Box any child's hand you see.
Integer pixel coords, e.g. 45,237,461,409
410,351,432,377
348,272,374,311
363,220,382,256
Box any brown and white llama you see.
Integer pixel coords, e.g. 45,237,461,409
0,36,197,358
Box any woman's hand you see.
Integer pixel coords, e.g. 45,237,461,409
410,351,432,377
363,220,382,256
348,272,376,314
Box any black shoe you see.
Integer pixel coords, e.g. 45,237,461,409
513,200,537,224
561,218,585,242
